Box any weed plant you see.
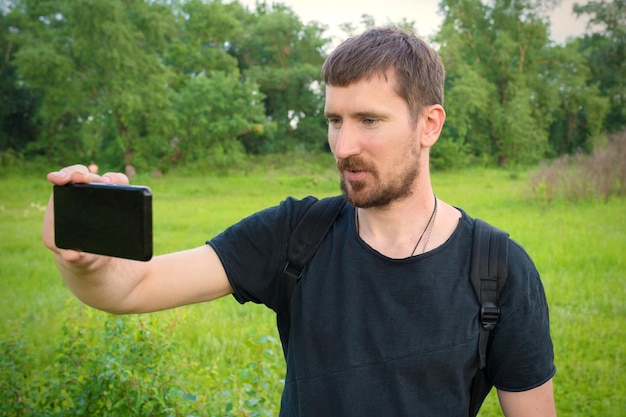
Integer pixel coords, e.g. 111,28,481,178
529,130,626,205
0,156,624,416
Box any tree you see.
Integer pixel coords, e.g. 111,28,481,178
574,0,626,132
435,0,609,166
163,0,269,167
170,71,267,168
436,0,557,166
12,0,180,169
0,5,39,160
231,3,330,153
165,0,243,80
543,40,609,155
7,0,272,171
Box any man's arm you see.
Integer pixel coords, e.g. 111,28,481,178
42,165,233,314
497,379,556,417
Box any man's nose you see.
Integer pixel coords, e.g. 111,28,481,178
332,123,361,159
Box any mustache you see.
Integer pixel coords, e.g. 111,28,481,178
337,157,373,172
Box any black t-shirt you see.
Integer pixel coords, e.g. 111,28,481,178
209,196,556,416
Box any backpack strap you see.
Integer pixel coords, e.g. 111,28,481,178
468,218,510,416
283,195,346,317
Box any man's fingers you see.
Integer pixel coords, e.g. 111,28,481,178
43,164,120,270
57,247,108,269
60,249,91,264
47,165,90,185
68,170,108,184
102,172,130,185
47,164,128,186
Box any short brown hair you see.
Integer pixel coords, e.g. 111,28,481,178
322,27,445,121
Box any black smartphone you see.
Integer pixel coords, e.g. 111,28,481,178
53,183,153,261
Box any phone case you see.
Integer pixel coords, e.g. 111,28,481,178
54,183,153,261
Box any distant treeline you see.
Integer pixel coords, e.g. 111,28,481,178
0,0,623,172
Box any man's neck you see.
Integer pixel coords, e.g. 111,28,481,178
355,188,438,258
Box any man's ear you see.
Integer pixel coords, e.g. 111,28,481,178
420,105,446,149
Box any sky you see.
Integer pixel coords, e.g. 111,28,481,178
235,0,591,47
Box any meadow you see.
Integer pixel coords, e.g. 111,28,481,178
1,155,624,416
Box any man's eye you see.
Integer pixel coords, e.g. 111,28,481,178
363,119,377,125
328,118,341,125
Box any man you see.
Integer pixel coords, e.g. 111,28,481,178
43,27,556,416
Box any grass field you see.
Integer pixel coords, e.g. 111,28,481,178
1,157,624,416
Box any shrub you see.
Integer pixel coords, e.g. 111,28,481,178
0,149,24,170
529,130,626,204
32,305,201,417
0,302,285,417
0,321,34,417
431,137,471,171
0,303,203,417
219,335,283,417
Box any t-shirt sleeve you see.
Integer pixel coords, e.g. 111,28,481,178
207,196,317,313
487,239,557,391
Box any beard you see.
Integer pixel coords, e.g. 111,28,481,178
338,140,421,208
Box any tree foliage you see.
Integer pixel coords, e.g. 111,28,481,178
0,0,622,171
2,0,316,171
231,3,329,153
435,0,608,166
0,6,38,157
574,0,626,133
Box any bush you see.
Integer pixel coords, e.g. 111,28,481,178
0,321,33,417
0,149,24,170
529,130,626,205
0,302,285,417
431,137,471,171
219,335,283,417
31,305,200,417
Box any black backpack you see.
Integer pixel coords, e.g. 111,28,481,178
283,195,510,417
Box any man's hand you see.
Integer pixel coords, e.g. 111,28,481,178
42,164,233,314
42,164,130,269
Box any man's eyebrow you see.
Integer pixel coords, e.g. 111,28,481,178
323,111,386,119
353,111,385,119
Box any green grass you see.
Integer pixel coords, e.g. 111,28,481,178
1,160,624,416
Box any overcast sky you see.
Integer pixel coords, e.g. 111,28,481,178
235,0,590,46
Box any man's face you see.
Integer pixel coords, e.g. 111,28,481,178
324,73,423,208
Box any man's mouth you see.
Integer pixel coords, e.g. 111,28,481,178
338,157,367,179
343,169,367,182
